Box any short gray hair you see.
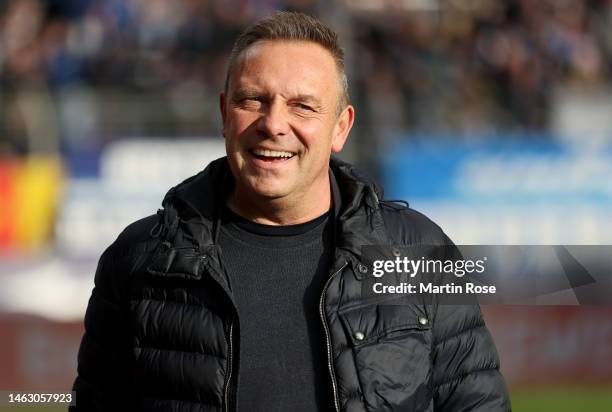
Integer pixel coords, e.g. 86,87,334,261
224,11,349,114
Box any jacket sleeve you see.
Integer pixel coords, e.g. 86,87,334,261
70,244,134,411
432,302,511,411
431,241,511,411
379,205,511,410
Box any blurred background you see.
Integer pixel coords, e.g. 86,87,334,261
1,0,611,411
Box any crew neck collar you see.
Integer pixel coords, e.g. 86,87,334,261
223,205,331,237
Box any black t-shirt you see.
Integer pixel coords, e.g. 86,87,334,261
218,206,334,411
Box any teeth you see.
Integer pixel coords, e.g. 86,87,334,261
252,149,295,158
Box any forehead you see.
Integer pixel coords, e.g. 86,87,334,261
229,40,340,96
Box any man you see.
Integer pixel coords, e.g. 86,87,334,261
72,11,510,412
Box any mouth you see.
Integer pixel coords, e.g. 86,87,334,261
249,148,296,163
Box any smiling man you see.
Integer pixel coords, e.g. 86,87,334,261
221,37,353,225
72,11,510,412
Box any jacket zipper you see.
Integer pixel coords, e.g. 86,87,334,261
224,321,234,412
202,256,237,412
319,260,348,412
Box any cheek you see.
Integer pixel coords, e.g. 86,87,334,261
226,116,255,150
227,110,254,131
298,123,334,152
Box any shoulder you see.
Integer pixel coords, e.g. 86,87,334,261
111,214,159,256
94,214,159,289
378,201,453,246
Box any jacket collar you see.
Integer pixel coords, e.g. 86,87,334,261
161,156,387,258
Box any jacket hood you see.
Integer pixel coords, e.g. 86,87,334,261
158,156,387,258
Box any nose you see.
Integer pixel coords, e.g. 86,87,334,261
256,99,290,137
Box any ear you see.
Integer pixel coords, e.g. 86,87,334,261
219,92,227,138
331,105,355,153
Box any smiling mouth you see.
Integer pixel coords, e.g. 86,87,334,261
250,148,296,162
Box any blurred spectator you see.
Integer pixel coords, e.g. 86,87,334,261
1,0,611,156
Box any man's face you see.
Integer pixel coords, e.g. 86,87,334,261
220,40,354,204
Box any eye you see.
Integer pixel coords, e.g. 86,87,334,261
293,102,315,112
241,96,264,105
236,96,264,110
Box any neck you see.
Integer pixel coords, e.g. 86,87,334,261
228,175,332,226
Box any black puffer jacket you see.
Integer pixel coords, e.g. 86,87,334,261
72,157,510,411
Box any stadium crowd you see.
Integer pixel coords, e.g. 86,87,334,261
1,0,611,156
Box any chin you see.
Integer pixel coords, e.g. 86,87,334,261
243,178,291,200
250,186,289,200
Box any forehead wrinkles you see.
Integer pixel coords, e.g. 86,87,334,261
230,41,341,105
